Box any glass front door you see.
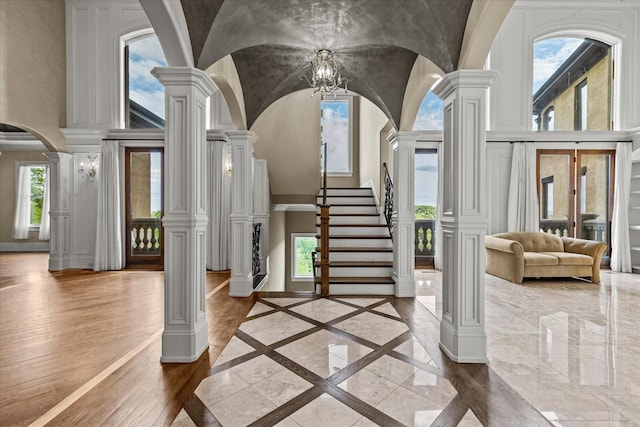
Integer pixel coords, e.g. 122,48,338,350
125,148,163,267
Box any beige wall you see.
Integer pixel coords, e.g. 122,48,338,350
0,150,50,243
284,211,316,292
582,154,609,220
131,153,151,218
252,89,322,197
540,154,570,220
359,98,387,198
541,52,611,131
0,0,66,151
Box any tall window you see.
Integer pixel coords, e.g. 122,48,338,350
12,164,49,239
125,34,167,128
292,234,316,280
532,37,611,131
321,97,352,175
575,79,588,130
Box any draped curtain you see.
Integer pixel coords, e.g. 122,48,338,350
610,142,632,272
12,166,31,239
94,141,123,271
507,143,540,232
38,167,50,240
207,140,231,270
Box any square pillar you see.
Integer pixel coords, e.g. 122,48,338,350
152,67,216,363
387,133,416,297
44,152,73,271
227,130,258,297
433,70,497,363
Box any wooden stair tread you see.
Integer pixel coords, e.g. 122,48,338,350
315,223,387,227
316,203,378,207
316,194,373,198
314,261,392,267
315,246,393,252
314,277,395,284
316,212,380,216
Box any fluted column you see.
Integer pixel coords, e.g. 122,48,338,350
152,67,216,363
44,152,73,271
387,133,416,297
432,70,497,363
227,130,258,297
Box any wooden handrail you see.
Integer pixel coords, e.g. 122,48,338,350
319,142,329,295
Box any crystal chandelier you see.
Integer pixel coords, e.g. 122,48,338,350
300,49,348,97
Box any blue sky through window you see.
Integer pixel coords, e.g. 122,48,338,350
413,92,443,130
129,35,167,119
415,152,437,206
321,100,350,173
533,37,584,93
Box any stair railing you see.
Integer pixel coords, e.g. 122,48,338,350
252,223,261,276
319,142,330,295
383,162,393,238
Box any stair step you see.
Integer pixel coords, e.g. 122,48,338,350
314,276,395,284
316,234,391,239
316,223,388,227
316,224,390,236
317,246,393,252
319,205,379,214
314,261,392,267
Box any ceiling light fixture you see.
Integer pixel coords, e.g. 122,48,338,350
300,49,348,97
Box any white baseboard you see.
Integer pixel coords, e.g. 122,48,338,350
0,242,50,252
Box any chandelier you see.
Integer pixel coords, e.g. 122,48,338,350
300,49,348,97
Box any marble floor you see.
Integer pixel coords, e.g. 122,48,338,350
173,270,639,426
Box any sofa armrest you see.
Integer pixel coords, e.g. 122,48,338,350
561,237,608,284
485,236,525,284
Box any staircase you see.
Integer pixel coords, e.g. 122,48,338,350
315,187,395,294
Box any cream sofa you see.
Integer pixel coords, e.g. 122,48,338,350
485,232,607,284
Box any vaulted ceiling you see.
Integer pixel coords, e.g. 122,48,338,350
179,0,474,128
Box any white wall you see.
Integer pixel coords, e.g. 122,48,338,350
359,98,388,198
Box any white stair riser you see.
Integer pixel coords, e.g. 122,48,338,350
318,205,379,214
320,188,374,196
315,284,395,295
326,238,393,248
316,196,375,205
317,226,389,236
328,252,393,262
315,266,393,277
325,216,382,224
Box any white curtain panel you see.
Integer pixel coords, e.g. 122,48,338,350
38,167,50,240
12,166,31,239
94,142,123,271
507,143,540,232
206,139,231,270
610,142,632,272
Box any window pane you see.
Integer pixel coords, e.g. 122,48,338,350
321,99,350,174
29,167,46,225
413,91,443,130
127,35,167,128
533,37,610,131
294,236,316,277
539,154,571,236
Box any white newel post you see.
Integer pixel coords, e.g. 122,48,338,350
227,130,258,297
44,152,73,271
387,133,416,297
253,159,270,278
152,67,216,363
432,70,497,363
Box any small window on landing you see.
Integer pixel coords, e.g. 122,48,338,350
532,37,611,131
292,234,316,280
125,34,167,128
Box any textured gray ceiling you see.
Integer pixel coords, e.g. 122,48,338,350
180,0,473,128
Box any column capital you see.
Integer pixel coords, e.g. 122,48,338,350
43,152,73,163
432,70,498,100
387,131,418,148
151,66,217,97
226,130,259,145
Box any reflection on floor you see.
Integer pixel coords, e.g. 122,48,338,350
175,270,639,426
416,269,640,426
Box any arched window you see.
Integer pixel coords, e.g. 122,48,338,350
124,34,167,128
413,91,443,130
532,37,611,131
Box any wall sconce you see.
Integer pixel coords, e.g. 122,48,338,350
79,154,98,181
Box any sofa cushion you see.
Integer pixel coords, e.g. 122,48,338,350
494,232,564,252
523,252,559,266
540,252,594,266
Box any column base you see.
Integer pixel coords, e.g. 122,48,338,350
161,319,209,363
439,318,487,363
230,273,254,297
394,274,416,297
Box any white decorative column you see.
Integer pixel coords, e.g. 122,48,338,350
387,133,416,297
152,67,216,363
253,159,270,277
44,152,73,271
227,130,258,297
432,70,497,363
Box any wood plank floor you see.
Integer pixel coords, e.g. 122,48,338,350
0,253,254,426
